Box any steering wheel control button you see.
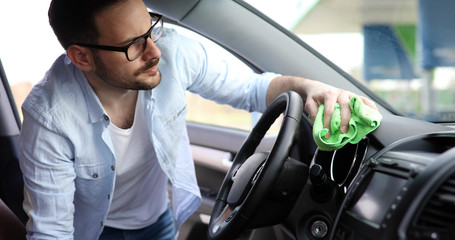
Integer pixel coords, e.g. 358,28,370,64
225,210,237,223
252,164,264,183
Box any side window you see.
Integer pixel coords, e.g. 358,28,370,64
1,1,62,120
166,24,261,132
2,5,280,133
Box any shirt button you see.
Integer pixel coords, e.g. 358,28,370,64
111,165,115,171
100,221,104,227
107,194,110,200
103,114,109,121
92,173,99,178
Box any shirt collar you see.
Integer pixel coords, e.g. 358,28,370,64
68,58,108,123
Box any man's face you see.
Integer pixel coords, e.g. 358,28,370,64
91,0,162,90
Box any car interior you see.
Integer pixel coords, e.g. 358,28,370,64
0,59,27,239
1,0,455,240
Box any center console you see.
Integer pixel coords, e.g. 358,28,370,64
331,133,455,240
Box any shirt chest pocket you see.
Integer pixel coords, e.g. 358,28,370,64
74,161,114,203
74,162,114,180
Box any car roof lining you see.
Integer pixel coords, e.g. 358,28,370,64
144,0,200,22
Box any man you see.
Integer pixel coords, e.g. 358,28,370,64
18,0,376,239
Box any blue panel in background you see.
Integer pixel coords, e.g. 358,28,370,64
419,0,455,69
363,25,416,80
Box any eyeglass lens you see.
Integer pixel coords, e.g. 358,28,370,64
127,16,163,61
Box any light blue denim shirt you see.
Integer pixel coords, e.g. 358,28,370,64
18,28,278,240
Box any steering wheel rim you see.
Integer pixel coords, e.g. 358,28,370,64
208,91,303,240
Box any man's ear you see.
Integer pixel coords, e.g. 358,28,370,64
66,45,95,71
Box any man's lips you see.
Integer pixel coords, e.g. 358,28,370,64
135,58,160,76
145,65,159,75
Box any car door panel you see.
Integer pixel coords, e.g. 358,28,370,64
179,122,280,239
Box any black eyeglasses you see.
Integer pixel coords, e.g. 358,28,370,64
75,12,163,61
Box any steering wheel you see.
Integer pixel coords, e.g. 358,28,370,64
208,91,308,240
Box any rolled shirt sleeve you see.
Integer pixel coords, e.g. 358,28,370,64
158,28,280,113
19,107,77,239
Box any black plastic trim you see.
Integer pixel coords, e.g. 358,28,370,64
0,58,21,131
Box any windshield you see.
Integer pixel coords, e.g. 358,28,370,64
245,0,455,123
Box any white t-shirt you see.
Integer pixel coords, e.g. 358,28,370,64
105,95,169,229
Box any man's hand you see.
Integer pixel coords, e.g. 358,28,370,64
266,76,377,137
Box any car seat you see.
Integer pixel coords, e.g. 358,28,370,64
0,198,26,239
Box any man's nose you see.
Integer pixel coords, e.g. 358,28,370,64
141,37,161,61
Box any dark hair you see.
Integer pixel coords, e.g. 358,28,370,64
48,0,126,49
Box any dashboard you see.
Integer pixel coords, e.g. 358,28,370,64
287,127,455,240
332,132,455,240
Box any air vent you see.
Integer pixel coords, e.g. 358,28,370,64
415,172,455,230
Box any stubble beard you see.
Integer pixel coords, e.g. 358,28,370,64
93,53,161,90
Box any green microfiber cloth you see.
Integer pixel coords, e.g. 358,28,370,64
312,96,382,151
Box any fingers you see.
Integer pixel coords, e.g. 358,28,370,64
305,88,353,136
360,96,378,109
322,90,338,138
305,97,319,123
338,91,352,134
303,82,377,137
